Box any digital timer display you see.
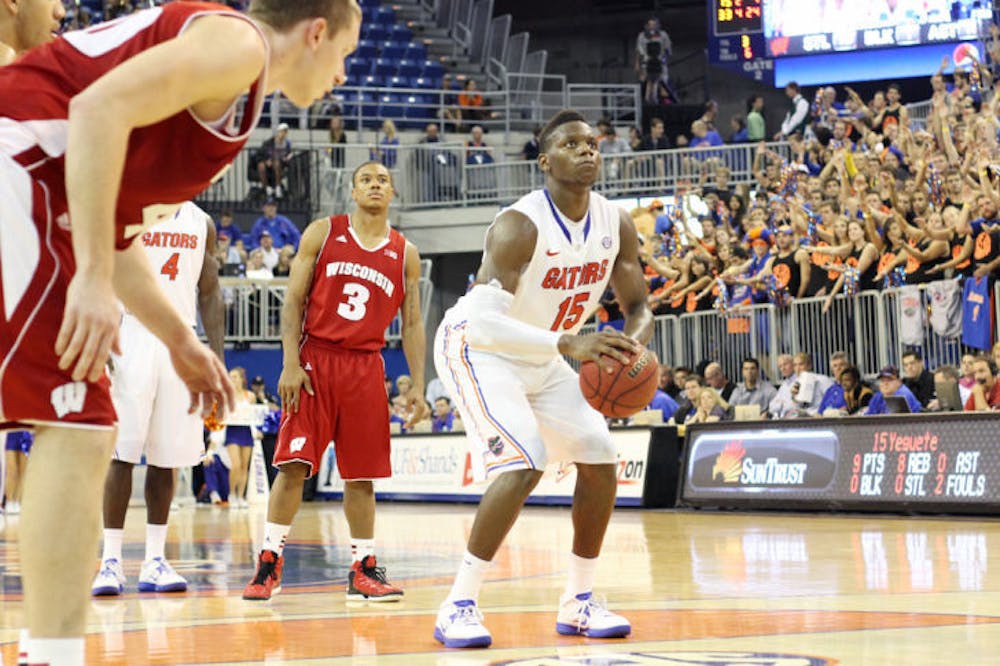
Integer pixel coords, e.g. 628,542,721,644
715,0,763,36
680,414,1000,514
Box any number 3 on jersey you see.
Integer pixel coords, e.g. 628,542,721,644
338,282,370,321
551,292,590,331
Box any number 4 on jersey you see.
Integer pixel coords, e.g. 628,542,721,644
160,252,180,281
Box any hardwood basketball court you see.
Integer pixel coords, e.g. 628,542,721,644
2,502,999,664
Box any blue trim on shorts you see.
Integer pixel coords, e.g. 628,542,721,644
225,425,255,447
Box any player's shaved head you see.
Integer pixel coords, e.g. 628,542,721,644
249,0,361,37
539,109,588,153
352,160,393,187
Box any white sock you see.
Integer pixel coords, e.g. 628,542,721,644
145,523,168,561
351,538,375,563
564,552,599,598
262,522,291,556
446,550,491,603
27,638,84,666
18,629,29,666
101,528,124,563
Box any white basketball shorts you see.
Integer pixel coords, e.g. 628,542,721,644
434,317,615,483
111,315,204,468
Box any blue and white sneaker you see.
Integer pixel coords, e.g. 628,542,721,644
138,557,187,593
91,558,126,597
433,599,492,648
556,591,631,638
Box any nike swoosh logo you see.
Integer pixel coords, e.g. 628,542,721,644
546,250,559,256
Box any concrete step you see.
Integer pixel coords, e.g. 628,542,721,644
406,22,450,38
389,4,424,22
447,61,486,76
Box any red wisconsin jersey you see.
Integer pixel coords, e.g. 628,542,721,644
0,2,265,249
303,216,407,352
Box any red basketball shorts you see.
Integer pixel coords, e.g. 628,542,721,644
0,153,115,428
273,340,390,480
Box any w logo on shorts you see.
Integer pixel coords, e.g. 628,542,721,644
50,381,87,418
290,437,306,453
487,435,504,456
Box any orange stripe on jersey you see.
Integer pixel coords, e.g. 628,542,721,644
452,327,533,468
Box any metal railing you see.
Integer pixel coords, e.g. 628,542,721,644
259,77,642,139
678,305,779,382
654,280,998,383
216,277,998,388
216,271,434,345
196,139,793,215
568,84,642,125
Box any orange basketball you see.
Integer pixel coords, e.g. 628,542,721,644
579,348,659,418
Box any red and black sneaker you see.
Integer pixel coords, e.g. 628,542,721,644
243,550,284,600
346,555,403,602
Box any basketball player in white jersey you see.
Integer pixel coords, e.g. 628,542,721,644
91,201,225,596
432,110,654,648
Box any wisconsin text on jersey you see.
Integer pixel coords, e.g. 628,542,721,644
540,260,609,290
325,261,396,297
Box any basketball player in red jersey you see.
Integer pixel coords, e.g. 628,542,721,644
243,161,428,602
0,0,64,64
0,0,65,532
0,3,361,664
432,110,653,647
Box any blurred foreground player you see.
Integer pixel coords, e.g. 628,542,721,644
0,0,64,530
0,1,361,663
432,110,653,647
92,202,224,597
243,162,427,602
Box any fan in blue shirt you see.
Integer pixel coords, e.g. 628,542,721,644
249,199,301,251
865,365,922,415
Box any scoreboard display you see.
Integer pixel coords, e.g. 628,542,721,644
680,414,1000,514
709,0,990,86
708,0,771,83
761,0,991,58
715,0,762,36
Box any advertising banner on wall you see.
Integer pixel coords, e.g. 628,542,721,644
680,414,1000,513
316,429,652,507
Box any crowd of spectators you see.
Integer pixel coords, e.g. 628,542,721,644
598,55,1000,375
385,374,462,435
214,200,300,280
639,345,1000,426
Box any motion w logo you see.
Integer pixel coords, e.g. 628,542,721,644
51,382,87,418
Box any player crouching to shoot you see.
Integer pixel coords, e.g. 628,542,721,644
432,109,654,648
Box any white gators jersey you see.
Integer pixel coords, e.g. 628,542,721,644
497,188,621,337
138,201,207,326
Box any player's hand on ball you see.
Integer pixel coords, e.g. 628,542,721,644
278,364,314,413
169,334,234,417
56,274,122,382
559,330,639,373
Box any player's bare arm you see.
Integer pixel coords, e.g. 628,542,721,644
474,211,635,370
278,217,330,412
113,241,235,416
476,210,538,294
59,15,268,383
609,212,654,346
401,240,428,427
198,216,226,361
